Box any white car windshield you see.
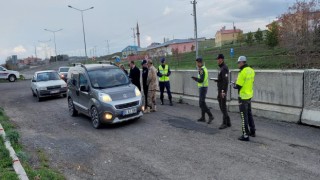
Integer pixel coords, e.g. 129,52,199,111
59,67,69,73
37,72,60,82
88,68,129,89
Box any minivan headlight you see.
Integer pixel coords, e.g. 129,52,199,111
135,87,141,97
61,83,67,88
99,93,112,102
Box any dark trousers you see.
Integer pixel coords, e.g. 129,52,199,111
199,87,213,118
239,98,255,136
159,81,172,101
143,85,148,107
217,94,230,125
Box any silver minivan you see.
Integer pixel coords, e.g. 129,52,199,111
67,64,144,129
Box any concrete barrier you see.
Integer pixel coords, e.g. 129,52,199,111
302,70,320,127
168,69,315,125
229,70,304,123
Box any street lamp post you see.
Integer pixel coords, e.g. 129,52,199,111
38,39,51,59
44,29,62,62
68,5,94,58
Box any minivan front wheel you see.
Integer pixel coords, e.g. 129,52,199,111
68,98,78,117
91,106,101,129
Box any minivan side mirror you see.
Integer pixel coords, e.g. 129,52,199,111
80,85,89,92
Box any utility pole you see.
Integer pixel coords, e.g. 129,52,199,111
34,46,38,59
106,40,110,55
131,28,136,46
39,39,51,59
191,0,198,58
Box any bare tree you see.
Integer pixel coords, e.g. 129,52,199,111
279,0,320,68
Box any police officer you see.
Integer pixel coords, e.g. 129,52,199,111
215,54,231,129
192,57,214,124
157,58,173,106
233,56,256,141
129,61,141,91
141,60,148,107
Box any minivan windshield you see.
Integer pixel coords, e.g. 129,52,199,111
88,68,130,89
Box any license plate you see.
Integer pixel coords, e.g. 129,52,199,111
51,90,60,94
123,108,137,116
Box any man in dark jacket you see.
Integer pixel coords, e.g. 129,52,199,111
141,60,148,107
129,61,141,91
215,54,231,129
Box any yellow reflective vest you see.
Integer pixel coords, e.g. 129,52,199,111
159,65,170,82
197,66,209,88
236,66,255,100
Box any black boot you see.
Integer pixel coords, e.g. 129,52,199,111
249,131,256,137
226,116,231,127
161,99,164,105
207,111,214,124
238,135,249,141
169,99,173,106
198,112,206,122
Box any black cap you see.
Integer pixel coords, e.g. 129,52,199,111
216,54,224,60
196,57,203,63
141,59,147,65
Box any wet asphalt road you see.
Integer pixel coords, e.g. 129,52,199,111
0,80,320,180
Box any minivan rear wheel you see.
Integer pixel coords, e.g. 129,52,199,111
91,106,101,129
68,98,78,116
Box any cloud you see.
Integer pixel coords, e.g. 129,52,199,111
12,45,27,54
143,35,153,47
163,6,173,16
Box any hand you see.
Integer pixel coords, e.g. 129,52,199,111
221,90,226,98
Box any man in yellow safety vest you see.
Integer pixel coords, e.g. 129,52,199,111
232,56,256,141
192,57,214,123
157,58,173,106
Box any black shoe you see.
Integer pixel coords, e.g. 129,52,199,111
207,116,214,124
219,124,228,129
226,117,231,127
170,102,173,106
238,135,250,141
249,132,256,137
161,102,164,105
197,118,205,122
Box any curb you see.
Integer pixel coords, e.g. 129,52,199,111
0,123,29,180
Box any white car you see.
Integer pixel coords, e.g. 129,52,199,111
31,70,67,101
0,66,20,82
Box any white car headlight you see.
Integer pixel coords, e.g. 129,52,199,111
61,83,67,88
135,87,141,97
99,93,112,103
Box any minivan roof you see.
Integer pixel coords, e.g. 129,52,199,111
82,64,117,71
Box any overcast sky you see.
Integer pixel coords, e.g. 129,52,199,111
0,0,296,64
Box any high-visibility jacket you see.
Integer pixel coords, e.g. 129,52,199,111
236,66,255,100
159,65,170,82
197,66,209,88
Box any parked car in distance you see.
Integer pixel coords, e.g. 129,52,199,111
31,70,67,102
0,66,20,82
58,66,70,82
67,64,144,129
